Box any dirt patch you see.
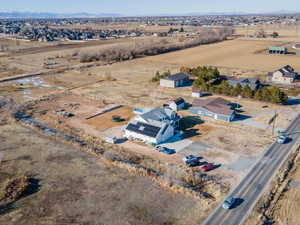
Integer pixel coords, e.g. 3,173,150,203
85,105,134,131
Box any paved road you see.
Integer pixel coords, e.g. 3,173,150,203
203,114,300,225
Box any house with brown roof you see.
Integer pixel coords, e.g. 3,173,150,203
190,97,236,122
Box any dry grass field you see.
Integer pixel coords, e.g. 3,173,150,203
272,162,300,225
0,122,210,225
85,106,134,131
142,38,300,73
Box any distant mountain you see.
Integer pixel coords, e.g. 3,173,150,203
0,11,123,18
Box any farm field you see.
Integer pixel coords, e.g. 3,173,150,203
0,122,209,225
142,38,300,73
273,160,300,225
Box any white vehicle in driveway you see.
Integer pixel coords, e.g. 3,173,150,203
105,136,118,144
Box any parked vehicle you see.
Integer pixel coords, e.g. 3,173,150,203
105,136,118,144
155,146,167,151
200,163,215,171
155,146,176,154
183,155,201,167
277,135,288,144
183,155,197,163
160,148,176,155
222,196,236,209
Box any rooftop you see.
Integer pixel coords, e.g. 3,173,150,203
192,97,234,116
163,73,189,81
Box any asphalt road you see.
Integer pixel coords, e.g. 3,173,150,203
202,114,300,225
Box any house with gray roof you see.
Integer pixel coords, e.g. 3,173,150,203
160,73,190,88
228,78,261,90
271,65,298,84
124,107,180,145
190,97,235,122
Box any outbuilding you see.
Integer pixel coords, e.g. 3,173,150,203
168,98,185,111
160,73,190,88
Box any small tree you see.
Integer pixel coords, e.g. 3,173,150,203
231,83,242,96
271,32,279,38
242,85,253,98
255,28,267,38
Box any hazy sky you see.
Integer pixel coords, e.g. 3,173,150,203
1,0,300,15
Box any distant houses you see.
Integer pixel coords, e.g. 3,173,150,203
124,107,180,145
160,73,190,88
228,78,261,90
268,46,288,55
270,65,298,84
190,97,236,122
292,44,300,50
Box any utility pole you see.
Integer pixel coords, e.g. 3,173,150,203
272,110,277,136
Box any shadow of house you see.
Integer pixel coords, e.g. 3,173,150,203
179,116,204,139
233,114,252,121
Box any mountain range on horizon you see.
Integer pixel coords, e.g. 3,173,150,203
0,10,299,19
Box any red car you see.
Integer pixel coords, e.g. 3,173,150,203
200,163,215,172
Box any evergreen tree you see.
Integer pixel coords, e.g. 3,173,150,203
231,83,242,96
242,85,253,98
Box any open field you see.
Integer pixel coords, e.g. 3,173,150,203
272,156,300,225
0,121,210,225
142,38,300,73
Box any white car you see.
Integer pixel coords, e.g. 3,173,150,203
277,136,288,144
105,136,118,144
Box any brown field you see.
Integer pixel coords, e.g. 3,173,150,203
272,161,300,225
0,122,211,225
85,105,134,131
142,38,300,73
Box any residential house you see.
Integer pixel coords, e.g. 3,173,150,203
160,73,190,88
268,46,288,54
191,88,203,98
124,107,180,145
271,65,298,84
168,98,185,111
190,97,236,122
228,78,261,90
293,44,300,50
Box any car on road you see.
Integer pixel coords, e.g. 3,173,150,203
222,196,236,209
200,163,215,172
277,135,288,144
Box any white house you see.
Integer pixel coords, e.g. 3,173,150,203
124,107,180,145
168,98,185,111
271,65,298,84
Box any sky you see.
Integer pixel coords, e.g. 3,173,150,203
1,0,300,15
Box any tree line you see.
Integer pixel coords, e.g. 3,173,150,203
80,27,234,63
187,66,288,104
